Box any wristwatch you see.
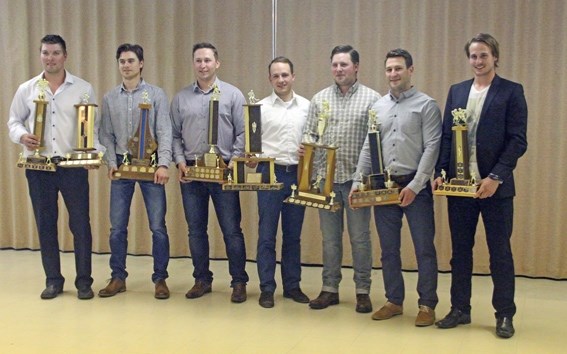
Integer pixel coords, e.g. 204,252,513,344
488,173,504,184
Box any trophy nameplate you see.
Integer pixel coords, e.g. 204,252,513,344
284,100,340,211
351,109,400,207
434,108,478,197
16,79,57,172
223,90,283,191
59,93,102,168
112,91,158,181
184,85,229,183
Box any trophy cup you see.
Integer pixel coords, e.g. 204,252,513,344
350,109,400,207
183,85,229,183
112,90,158,181
284,100,341,211
433,108,478,197
223,90,283,191
58,93,102,168
16,78,57,172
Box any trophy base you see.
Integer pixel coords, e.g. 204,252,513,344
223,182,283,191
434,181,478,197
284,192,341,212
58,152,102,168
183,166,228,183
351,188,401,207
113,164,157,181
17,159,57,172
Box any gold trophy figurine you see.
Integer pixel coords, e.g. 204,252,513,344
285,100,340,211
17,78,57,172
59,92,102,168
223,90,283,191
350,109,401,207
434,108,478,197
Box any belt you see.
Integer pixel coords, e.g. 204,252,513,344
274,164,298,173
51,156,64,164
390,172,416,184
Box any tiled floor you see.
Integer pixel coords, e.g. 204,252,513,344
1,249,565,353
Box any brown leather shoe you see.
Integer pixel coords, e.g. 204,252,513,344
185,281,212,299
231,283,247,303
283,288,310,303
98,278,126,297
154,279,170,300
355,294,373,313
415,305,435,327
309,291,339,310
372,301,403,320
259,291,274,308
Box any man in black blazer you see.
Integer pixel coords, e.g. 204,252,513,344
433,33,528,339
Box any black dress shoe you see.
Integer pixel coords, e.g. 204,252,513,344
496,317,515,338
231,283,247,303
435,308,471,328
355,294,373,313
309,291,339,310
259,291,274,308
283,288,310,303
40,285,63,299
78,287,94,300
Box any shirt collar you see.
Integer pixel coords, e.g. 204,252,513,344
120,78,146,93
269,90,296,105
388,86,417,102
193,78,220,94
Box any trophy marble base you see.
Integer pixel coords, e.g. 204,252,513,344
434,179,478,197
58,152,102,168
17,159,57,172
113,164,157,181
284,191,341,212
223,183,283,191
221,157,283,191
183,166,228,183
351,188,401,207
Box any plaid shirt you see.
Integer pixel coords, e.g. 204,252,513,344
303,81,380,183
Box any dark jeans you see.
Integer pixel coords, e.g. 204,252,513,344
374,184,438,308
256,163,306,293
108,179,169,283
180,180,249,286
447,196,516,318
26,168,93,290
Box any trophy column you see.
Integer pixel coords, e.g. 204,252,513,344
184,85,229,183
285,100,341,211
59,93,102,168
223,90,283,191
112,91,159,181
434,108,478,197
17,78,57,172
350,109,400,207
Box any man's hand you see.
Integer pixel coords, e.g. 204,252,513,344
108,167,118,181
348,187,359,210
431,176,443,192
177,162,190,183
475,177,499,199
20,133,40,151
297,144,305,157
399,187,416,207
154,166,169,185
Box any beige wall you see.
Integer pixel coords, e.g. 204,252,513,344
1,0,566,278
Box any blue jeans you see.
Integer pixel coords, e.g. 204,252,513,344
26,168,93,291
180,181,249,286
447,196,516,318
257,163,306,293
373,183,438,308
319,180,372,294
108,179,169,283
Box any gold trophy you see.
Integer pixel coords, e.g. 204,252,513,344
17,78,57,172
183,85,229,183
285,100,340,211
223,90,283,191
112,90,158,181
350,109,400,207
434,108,478,197
58,93,102,168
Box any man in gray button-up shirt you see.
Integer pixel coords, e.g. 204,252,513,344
98,43,172,300
170,42,249,303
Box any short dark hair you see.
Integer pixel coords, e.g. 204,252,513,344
330,45,359,65
268,56,294,74
384,48,413,68
465,33,500,67
192,42,218,59
116,43,144,62
40,34,67,55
